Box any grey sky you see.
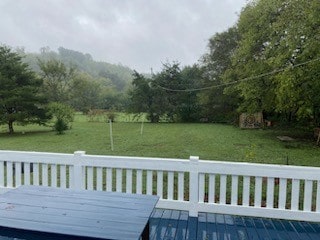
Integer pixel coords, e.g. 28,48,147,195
0,0,247,73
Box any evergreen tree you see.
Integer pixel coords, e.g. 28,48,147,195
0,45,49,133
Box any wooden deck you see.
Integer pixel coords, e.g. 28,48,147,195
0,207,319,239
150,209,320,240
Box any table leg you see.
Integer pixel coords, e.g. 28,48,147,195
141,221,150,240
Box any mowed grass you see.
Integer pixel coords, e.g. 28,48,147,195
0,114,319,167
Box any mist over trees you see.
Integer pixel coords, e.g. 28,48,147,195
21,46,133,112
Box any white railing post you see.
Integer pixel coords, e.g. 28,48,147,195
189,156,199,217
73,151,85,190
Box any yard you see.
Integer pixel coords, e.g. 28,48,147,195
0,113,319,167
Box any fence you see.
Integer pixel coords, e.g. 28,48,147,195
0,150,319,222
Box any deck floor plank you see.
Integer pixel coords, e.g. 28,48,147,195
232,215,250,240
163,210,180,239
150,209,165,240
281,220,303,240
215,213,228,240
149,210,320,240
186,217,198,240
174,211,188,240
269,219,291,240
206,213,218,240
290,221,313,240
224,214,240,240
252,217,272,239
242,217,261,240
299,222,319,239
310,222,320,233
197,212,207,240
153,209,172,240
262,218,283,240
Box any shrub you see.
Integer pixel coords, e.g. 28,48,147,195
54,118,68,134
47,102,75,134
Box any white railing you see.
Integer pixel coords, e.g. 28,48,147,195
0,150,320,222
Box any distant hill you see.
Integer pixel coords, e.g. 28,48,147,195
22,47,134,91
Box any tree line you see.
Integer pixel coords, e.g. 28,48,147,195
129,0,320,127
1,0,320,133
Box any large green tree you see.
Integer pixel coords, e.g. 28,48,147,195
129,63,203,122
201,27,240,122
0,46,48,134
128,71,163,122
175,65,202,122
226,0,320,124
152,62,182,122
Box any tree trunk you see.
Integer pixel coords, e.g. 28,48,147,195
8,120,14,134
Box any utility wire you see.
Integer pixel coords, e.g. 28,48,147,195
154,57,320,92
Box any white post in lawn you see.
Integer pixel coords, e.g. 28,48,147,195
109,119,114,151
140,118,144,135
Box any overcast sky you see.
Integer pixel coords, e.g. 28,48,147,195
0,0,247,73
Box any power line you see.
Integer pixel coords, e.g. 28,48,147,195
154,57,320,92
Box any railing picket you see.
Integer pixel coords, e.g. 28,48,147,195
266,177,274,208
147,170,152,195
199,173,205,203
231,175,238,205
126,169,133,193
33,163,39,186
208,174,215,203
51,165,57,187
254,177,262,207
15,162,22,187
24,163,30,185
220,174,227,204
96,167,103,191
7,162,13,187
243,176,250,206
42,164,48,186
0,162,4,187
136,170,142,194
279,178,287,210
69,166,74,189
157,171,163,198
168,171,174,200
291,179,300,211
60,165,67,188
317,180,320,212
116,169,122,192
106,168,112,191
304,180,313,211
178,172,184,201
87,166,93,190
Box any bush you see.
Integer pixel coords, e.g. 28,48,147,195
54,118,68,134
47,102,75,134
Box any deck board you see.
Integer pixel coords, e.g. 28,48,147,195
150,210,320,240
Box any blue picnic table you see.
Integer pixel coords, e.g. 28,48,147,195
0,185,159,240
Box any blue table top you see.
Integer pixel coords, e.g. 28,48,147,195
0,186,159,240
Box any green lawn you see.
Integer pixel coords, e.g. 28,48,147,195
0,114,319,167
